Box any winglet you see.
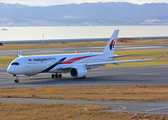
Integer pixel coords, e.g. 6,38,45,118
17,50,22,57
155,52,166,59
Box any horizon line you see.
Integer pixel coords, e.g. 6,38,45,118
0,1,168,7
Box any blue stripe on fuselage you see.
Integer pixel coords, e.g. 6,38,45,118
40,57,66,73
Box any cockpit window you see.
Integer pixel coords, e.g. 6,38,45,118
11,62,19,65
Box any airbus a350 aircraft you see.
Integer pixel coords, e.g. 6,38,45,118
7,30,165,83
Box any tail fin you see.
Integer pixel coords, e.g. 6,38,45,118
17,50,22,57
103,30,119,54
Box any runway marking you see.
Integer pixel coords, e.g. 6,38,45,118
148,103,168,106
146,106,168,112
105,105,127,112
118,46,160,50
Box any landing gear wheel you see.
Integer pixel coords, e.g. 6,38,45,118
58,74,62,78
15,75,19,83
51,74,55,78
83,76,86,79
55,73,58,78
15,79,19,83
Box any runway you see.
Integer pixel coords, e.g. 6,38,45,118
1,65,168,88
0,44,168,56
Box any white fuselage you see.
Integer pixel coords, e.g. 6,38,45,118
7,52,116,75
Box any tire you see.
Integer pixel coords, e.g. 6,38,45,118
15,79,19,83
55,73,58,78
58,74,62,78
83,76,86,79
51,74,55,78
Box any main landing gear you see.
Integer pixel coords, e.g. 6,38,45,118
76,76,86,79
51,73,62,79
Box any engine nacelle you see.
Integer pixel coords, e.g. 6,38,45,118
70,66,87,78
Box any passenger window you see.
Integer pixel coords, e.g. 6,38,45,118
11,62,19,65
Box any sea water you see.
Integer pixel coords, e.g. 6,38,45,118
0,26,168,41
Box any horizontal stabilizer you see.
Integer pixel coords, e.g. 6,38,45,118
111,53,138,58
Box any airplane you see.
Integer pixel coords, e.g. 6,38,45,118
7,30,166,83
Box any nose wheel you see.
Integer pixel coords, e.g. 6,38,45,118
15,79,19,83
15,75,19,83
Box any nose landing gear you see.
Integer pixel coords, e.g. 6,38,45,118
15,75,19,83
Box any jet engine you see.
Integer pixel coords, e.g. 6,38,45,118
70,66,87,78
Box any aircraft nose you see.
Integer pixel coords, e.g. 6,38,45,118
7,66,15,74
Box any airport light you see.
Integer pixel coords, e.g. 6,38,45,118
79,108,88,120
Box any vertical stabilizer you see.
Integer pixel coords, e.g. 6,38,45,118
103,30,119,55
17,50,22,57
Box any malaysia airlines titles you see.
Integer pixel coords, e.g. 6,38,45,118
28,57,57,62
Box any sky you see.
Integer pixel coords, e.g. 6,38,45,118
0,0,168,6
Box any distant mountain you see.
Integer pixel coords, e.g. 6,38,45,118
0,2,28,9
0,2,168,26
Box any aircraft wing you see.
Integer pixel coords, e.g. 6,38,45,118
87,58,152,66
87,52,166,66
55,52,166,69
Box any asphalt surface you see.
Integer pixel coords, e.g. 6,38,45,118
0,98,168,114
0,44,168,56
1,65,168,88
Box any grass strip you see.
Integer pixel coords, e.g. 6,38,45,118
0,38,168,50
0,49,167,67
106,49,168,67
0,56,16,67
1,85,168,102
0,102,166,120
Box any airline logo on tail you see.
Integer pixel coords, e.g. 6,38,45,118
109,39,116,50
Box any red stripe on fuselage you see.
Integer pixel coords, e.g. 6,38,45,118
62,55,98,64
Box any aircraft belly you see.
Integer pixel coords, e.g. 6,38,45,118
49,69,69,73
